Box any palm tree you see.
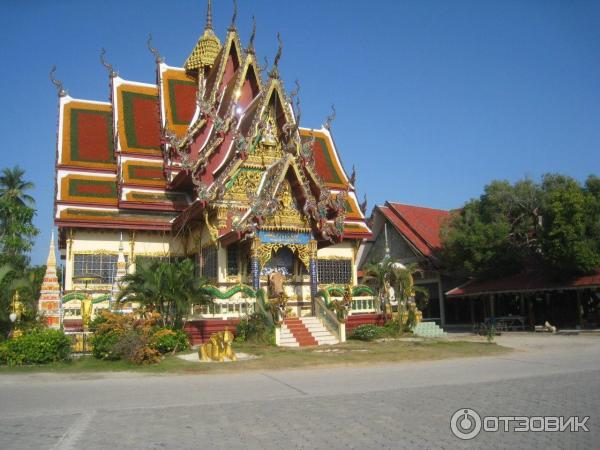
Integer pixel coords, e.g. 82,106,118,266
0,166,35,207
390,262,430,311
117,259,211,328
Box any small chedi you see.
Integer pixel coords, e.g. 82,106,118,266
199,331,237,362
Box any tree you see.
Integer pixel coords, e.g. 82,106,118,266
540,174,600,276
364,259,429,322
117,259,211,329
0,166,35,207
441,174,600,280
0,166,38,268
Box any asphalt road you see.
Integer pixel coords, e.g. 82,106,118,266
0,334,598,449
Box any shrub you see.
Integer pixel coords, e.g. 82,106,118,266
1,329,71,365
0,342,8,364
90,310,163,364
90,331,121,360
349,324,386,341
236,313,273,344
383,319,404,337
151,328,189,354
110,330,161,365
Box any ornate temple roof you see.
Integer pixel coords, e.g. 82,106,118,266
53,1,371,242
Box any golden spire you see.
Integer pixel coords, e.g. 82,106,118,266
205,0,213,31
185,0,222,72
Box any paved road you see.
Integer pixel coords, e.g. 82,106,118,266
0,334,598,449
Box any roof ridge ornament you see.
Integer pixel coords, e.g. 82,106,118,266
360,193,368,215
229,0,237,31
147,33,164,63
49,66,67,97
269,33,283,79
324,104,336,130
246,15,256,54
100,48,118,78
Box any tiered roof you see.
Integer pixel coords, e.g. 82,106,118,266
54,2,371,243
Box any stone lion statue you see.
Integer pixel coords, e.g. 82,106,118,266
199,330,237,362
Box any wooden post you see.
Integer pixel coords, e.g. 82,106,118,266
527,296,535,330
519,294,525,316
437,273,446,327
576,290,583,329
469,297,475,325
490,294,495,318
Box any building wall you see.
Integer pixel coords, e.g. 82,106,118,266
64,229,187,291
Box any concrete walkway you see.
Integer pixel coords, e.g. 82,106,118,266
0,334,598,449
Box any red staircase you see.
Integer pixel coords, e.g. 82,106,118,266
283,318,318,346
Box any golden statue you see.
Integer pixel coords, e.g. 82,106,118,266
199,330,237,362
81,297,93,331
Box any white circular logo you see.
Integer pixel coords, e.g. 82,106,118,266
450,408,482,440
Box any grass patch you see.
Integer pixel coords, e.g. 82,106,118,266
0,339,511,375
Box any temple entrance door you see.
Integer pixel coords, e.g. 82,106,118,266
263,247,295,298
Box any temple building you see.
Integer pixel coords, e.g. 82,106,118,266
50,1,373,345
358,202,460,328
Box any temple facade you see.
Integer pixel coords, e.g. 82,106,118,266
50,1,375,345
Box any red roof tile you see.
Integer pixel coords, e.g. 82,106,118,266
446,269,600,297
379,203,450,258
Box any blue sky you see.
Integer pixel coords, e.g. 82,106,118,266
1,0,599,265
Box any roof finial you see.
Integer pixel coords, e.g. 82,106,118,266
229,0,237,31
49,65,67,97
100,48,118,78
246,16,256,54
147,34,164,63
205,0,213,30
360,193,368,214
324,104,336,130
269,33,283,78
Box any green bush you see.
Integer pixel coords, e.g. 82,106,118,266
90,331,121,360
349,324,386,341
151,328,189,354
236,313,273,344
0,342,8,364
1,329,71,365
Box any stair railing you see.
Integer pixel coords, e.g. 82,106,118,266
315,292,346,343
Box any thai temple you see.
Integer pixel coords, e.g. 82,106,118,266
47,1,380,346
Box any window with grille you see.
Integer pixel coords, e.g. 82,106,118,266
316,259,352,284
73,254,126,284
227,245,239,276
201,245,218,279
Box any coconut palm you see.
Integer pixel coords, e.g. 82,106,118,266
0,166,35,207
390,262,430,309
117,259,211,328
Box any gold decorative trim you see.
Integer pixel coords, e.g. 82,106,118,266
203,210,218,243
217,206,228,229
72,250,118,256
257,243,310,271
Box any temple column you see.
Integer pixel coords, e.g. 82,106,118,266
309,240,318,310
251,238,260,291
